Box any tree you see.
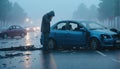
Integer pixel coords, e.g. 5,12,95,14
73,3,98,21
88,5,98,21
8,2,27,23
73,3,89,20
0,0,27,24
0,0,12,22
98,0,120,21
114,0,120,17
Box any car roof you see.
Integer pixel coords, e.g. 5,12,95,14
57,20,96,24
10,25,20,26
51,20,96,28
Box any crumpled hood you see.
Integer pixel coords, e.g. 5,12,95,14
90,29,117,35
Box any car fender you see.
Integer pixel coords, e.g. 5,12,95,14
89,34,101,44
49,31,57,45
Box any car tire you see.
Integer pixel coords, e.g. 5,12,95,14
3,33,8,39
90,38,99,50
48,39,56,50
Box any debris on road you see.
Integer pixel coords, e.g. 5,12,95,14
0,52,33,59
0,53,24,59
0,45,42,51
5,53,23,57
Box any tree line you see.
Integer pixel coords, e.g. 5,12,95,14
0,0,27,24
98,0,120,21
72,3,98,21
73,0,120,21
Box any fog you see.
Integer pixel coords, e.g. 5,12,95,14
10,0,100,24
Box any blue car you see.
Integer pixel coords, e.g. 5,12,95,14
40,20,120,49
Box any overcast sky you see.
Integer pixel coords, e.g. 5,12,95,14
10,0,100,23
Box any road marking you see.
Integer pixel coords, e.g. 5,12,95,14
111,58,120,63
96,50,107,57
96,50,120,63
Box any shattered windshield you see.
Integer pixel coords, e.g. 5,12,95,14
81,22,106,30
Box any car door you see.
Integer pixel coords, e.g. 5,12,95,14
12,26,19,36
7,26,16,37
53,21,69,46
15,25,22,35
67,22,86,46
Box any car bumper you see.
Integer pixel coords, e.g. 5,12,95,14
101,38,120,47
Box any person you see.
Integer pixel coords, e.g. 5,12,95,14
41,11,55,51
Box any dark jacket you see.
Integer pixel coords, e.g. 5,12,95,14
41,11,55,33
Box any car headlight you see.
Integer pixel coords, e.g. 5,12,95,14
101,34,111,39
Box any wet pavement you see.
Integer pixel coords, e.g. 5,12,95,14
0,32,120,69
0,32,40,49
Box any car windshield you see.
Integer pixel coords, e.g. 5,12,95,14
81,22,106,30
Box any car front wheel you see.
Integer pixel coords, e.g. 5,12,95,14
48,39,56,50
90,38,99,50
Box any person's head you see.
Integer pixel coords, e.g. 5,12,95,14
48,11,55,19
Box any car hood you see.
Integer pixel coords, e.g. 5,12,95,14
90,29,117,35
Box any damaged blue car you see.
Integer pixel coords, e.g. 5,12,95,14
41,20,120,49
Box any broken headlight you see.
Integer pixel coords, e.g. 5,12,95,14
101,34,111,39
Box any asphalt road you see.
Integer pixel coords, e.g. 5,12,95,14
0,32,120,69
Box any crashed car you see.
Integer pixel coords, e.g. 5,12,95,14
0,25,27,39
40,20,120,49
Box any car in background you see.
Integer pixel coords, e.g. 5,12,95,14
26,27,40,32
40,20,120,49
0,25,27,39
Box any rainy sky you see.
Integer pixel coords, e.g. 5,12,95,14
10,0,100,23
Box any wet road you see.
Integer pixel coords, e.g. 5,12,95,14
0,32,120,69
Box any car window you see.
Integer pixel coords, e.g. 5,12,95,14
55,22,67,30
13,26,16,29
81,22,106,30
69,22,80,31
89,23,105,30
69,23,77,30
16,26,21,29
9,26,14,30
9,26,13,30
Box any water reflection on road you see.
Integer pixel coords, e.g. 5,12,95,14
0,32,57,69
0,32,41,48
41,51,57,69
25,32,32,46
24,51,32,69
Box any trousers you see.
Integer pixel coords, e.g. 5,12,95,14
42,33,49,50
